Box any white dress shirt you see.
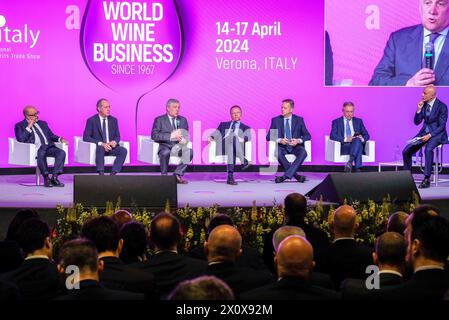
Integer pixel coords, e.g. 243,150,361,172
422,26,449,68
343,117,354,142
25,122,49,149
98,115,109,145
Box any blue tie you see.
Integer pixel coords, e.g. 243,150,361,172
285,119,292,152
33,125,48,146
102,118,107,142
345,119,351,138
425,103,431,133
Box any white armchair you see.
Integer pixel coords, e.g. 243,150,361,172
208,140,252,164
325,135,375,163
8,137,69,186
74,136,130,165
268,140,312,163
137,135,192,165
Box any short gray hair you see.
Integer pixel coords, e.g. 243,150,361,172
272,226,306,252
166,98,180,109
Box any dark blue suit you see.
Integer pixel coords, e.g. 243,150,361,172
402,98,448,177
211,121,251,173
330,117,370,169
83,115,127,173
369,25,449,86
14,119,66,176
266,115,311,179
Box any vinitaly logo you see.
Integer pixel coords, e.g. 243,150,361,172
0,14,41,49
81,0,184,93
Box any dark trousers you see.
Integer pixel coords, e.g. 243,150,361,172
341,138,364,169
95,145,127,173
402,137,441,177
158,143,193,176
278,145,307,179
36,145,66,176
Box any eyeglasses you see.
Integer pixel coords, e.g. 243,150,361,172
27,112,39,117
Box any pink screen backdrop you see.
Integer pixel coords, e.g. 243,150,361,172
1,0,448,167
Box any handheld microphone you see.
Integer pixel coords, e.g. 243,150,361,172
424,41,434,69
176,118,180,129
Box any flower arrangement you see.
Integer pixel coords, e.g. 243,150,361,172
52,194,419,257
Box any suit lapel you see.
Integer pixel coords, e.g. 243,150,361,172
95,116,105,141
279,117,285,138
291,116,297,136
405,26,424,74
429,99,439,120
435,36,449,83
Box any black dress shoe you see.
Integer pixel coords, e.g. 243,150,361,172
227,175,238,185
354,168,362,173
241,161,251,171
44,176,53,188
50,176,64,187
344,161,353,173
294,174,306,183
275,176,287,183
175,174,188,184
98,171,105,176
110,171,117,176
418,178,431,189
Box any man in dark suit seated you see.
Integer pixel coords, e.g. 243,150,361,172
208,105,251,185
188,214,267,271
241,236,339,300
131,213,207,298
369,1,449,86
57,239,143,300
14,106,68,187
314,205,374,290
381,214,449,300
341,232,407,299
81,216,156,298
263,193,329,273
1,219,63,300
330,102,370,172
168,275,235,300
402,86,448,188
0,279,20,301
151,98,193,184
266,99,311,183
83,98,128,175
205,225,274,298
387,211,410,235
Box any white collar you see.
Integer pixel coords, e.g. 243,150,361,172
333,237,355,243
343,117,353,122
414,265,445,273
283,115,292,121
98,114,108,120
25,255,50,261
423,26,449,37
427,97,437,108
378,270,403,277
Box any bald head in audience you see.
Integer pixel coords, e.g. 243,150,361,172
149,212,182,251
272,226,306,253
205,225,242,263
275,235,314,280
332,205,358,239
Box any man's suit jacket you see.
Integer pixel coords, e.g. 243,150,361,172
0,258,63,300
341,272,403,300
205,262,274,297
83,115,121,144
266,114,311,146
211,121,251,156
314,239,374,290
369,25,449,86
56,280,144,300
330,117,370,144
0,279,20,301
414,98,448,143
99,257,156,299
14,119,60,146
380,269,449,300
0,241,23,274
131,251,207,298
240,277,340,300
151,114,190,149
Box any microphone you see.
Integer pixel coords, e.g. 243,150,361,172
176,118,180,129
424,41,434,69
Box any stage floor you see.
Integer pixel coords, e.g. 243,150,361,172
0,172,448,208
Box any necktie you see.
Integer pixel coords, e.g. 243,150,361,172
33,125,48,146
102,118,107,142
171,117,177,130
285,119,292,140
425,103,431,133
230,121,236,133
423,33,441,68
345,119,351,138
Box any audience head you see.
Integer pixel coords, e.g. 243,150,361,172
17,218,52,258
111,210,133,230
406,214,449,268
284,193,308,226
387,211,409,235
81,216,122,256
58,238,102,282
149,212,182,251
205,225,242,263
5,209,40,241
275,235,314,279
272,226,306,253
207,214,234,235
412,204,440,218
332,205,358,238
168,276,235,300
373,232,407,272
119,222,148,264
